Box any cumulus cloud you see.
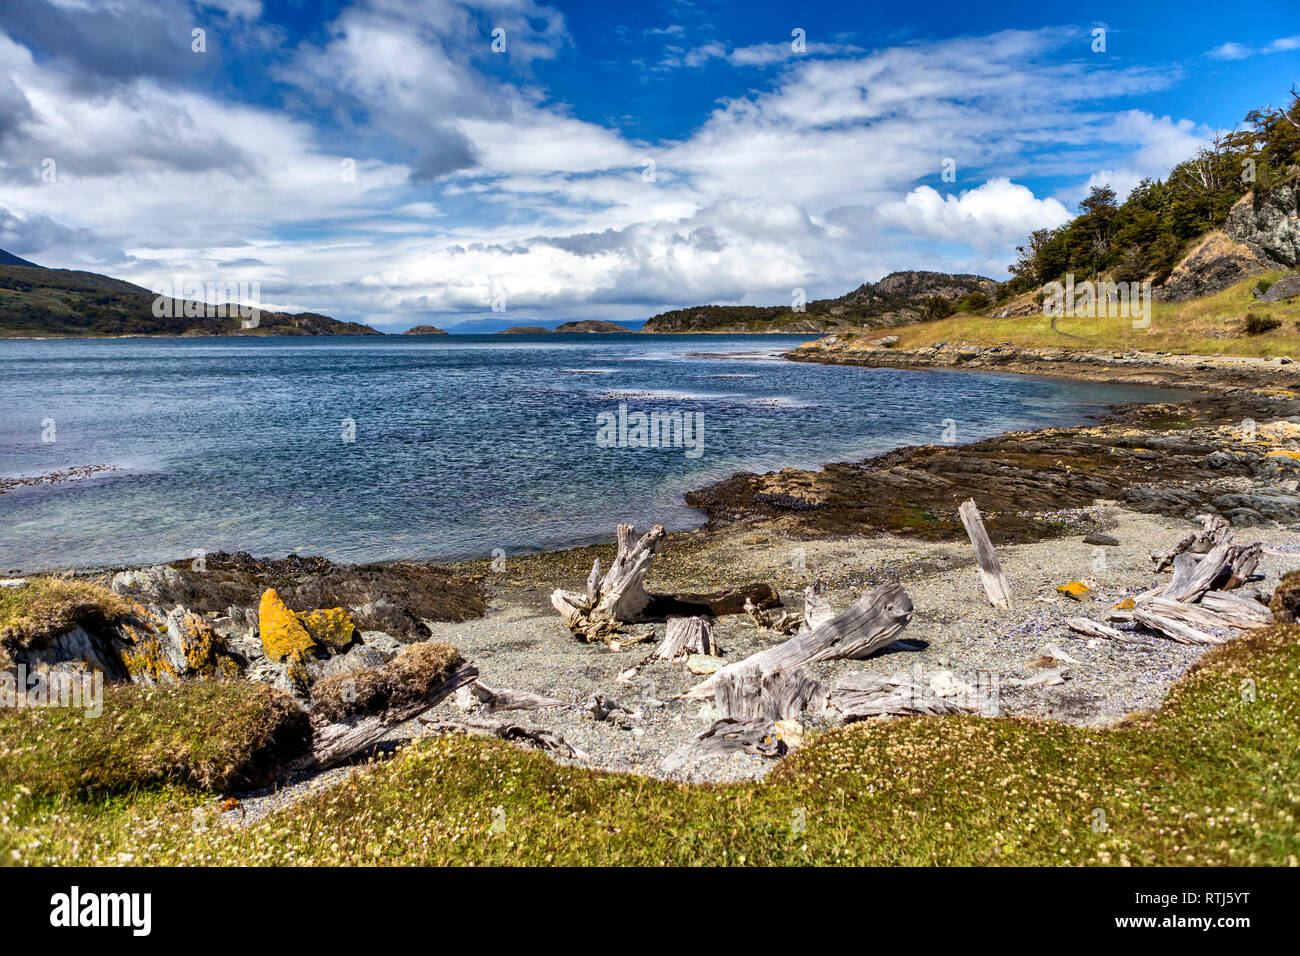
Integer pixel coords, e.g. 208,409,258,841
881,178,1072,247
0,9,1222,327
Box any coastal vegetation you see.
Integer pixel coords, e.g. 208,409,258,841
0,577,130,668
1008,87,1300,290
641,271,996,333
1,618,1296,864
0,680,306,797
824,273,1300,358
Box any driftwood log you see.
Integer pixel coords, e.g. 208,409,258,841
662,718,783,772
1065,617,1147,643
743,597,801,634
1200,590,1274,628
550,524,779,642
455,679,564,714
1141,541,1263,606
643,584,778,618
712,665,828,721
292,658,480,772
419,715,587,759
958,499,1013,609
650,616,720,662
1152,514,1231,571
829,671,983,719
1132,608,1223,645
683,582,914,700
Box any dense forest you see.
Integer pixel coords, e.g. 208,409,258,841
1007,86,1300,292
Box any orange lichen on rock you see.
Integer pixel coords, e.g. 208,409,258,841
1057,581,1093,600
165,607,242,679
258,588,316,662
116,605,180,684
294,607,355,651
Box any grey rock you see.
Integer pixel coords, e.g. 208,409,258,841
321,644,389,678
1225,182,1300,269
12,625,128,681
358,631,402,655
1260,273,1300,302
1083,532,1119,546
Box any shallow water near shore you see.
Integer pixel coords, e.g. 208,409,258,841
0,333,1180,572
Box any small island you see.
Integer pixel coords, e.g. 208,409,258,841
498,320,634,333
401,325,449,335
555,320,634,333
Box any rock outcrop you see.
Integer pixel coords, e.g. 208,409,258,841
1258,273,1300,302
8,553,485,699
1225,181,1300,269
1159,231,1269,301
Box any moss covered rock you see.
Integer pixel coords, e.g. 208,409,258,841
258,589,316,662
294,607,354,651
114,603,242,683
1270,569,1300,623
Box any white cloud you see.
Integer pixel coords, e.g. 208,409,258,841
882,178,1072,247
1206,34,1300,59
0,12,1217,327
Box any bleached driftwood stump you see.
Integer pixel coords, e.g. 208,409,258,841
551,524,667,642
802,581,835,632
650,616,720,662
550,524,779,643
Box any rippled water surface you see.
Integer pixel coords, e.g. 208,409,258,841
0,334,1177,571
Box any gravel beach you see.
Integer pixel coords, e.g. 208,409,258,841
228,503,1300,823
215,349,1300,821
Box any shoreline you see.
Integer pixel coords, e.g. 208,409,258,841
8,343,1300,577
8,345,1300,794
785,340,1300,391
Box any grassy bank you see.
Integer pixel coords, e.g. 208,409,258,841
0,577,130,669
2,619,1297,866
866,274,1300,358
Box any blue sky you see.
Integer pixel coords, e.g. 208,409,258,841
0,0,1297,330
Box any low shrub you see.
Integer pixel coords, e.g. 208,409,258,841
1244,312,1282,335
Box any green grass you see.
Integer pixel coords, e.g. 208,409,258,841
0,681,307,797
865,273,1300,358
2,621,1298,866
0,577,132,668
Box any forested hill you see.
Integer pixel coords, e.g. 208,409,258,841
1005,86,1300,298
642,271,998,333
0,256,380,337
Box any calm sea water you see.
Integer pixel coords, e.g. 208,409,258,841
0,334,1176,572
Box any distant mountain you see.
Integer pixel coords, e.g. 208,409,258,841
0,249,39,268
0,251,380,337
641,271,999,333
